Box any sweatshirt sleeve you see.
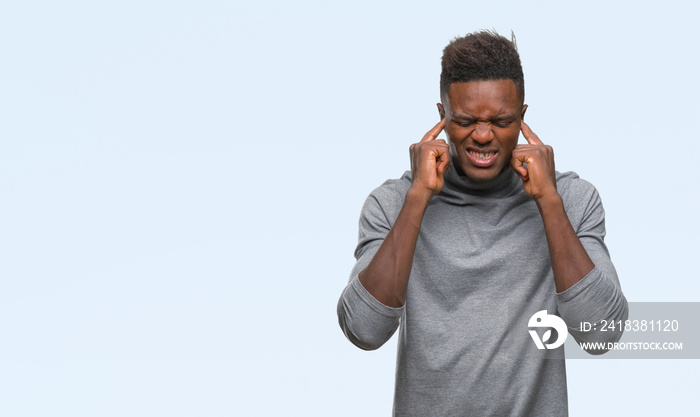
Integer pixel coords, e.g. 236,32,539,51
556,178,629,354
337,182,405,351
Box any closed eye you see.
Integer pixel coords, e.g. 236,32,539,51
494,121,512,128
453,119,476,128
455,120,512,128
492,117,516,128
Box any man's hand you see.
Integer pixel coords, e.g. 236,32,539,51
510,122,557,202
409,119,449,199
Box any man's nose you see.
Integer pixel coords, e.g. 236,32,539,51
472,122,494,144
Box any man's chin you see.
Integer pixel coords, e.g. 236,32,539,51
457,164,505,183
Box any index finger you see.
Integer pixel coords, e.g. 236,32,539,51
521,121,544,145
420,119,445,143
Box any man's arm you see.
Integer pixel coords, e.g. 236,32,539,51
510,121,594,293
511,121,628,351
337,120,448,350
358,119,449,308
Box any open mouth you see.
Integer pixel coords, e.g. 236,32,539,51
468,150,496,160
467,149,498,167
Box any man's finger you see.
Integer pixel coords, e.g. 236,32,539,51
420,119,446,143
510,149,529,180
521,121,543,146
437,151,451,174
432,144,450,173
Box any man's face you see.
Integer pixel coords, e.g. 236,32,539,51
438,80,527,183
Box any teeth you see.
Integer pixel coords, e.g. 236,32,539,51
469,150,495,160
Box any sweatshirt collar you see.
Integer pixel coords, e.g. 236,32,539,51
440,156,521,200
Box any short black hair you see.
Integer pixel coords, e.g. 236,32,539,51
440,30,524,102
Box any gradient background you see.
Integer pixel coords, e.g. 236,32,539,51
1,0,698,415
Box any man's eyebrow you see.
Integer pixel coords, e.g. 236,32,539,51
451,113,516,121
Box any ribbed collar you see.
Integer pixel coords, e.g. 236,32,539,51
439,156,522,201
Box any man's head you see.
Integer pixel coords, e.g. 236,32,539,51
437,30,527,183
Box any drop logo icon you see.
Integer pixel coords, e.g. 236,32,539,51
528,310,568,350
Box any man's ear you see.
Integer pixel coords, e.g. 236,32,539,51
521,104,528,120
437,103,445,119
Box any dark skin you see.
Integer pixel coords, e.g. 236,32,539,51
359,80,594,307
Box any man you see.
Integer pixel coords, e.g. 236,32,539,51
337,31,628,415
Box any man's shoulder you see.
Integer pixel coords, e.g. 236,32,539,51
360,171,413,217
556,170,599,199
367,170,413,201
555,170,604,221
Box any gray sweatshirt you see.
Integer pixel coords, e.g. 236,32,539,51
337,163,628,416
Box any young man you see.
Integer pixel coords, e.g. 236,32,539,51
337,31,628,415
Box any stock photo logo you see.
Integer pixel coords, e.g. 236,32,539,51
528,310,568,350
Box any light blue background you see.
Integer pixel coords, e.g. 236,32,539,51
1,0,698,415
